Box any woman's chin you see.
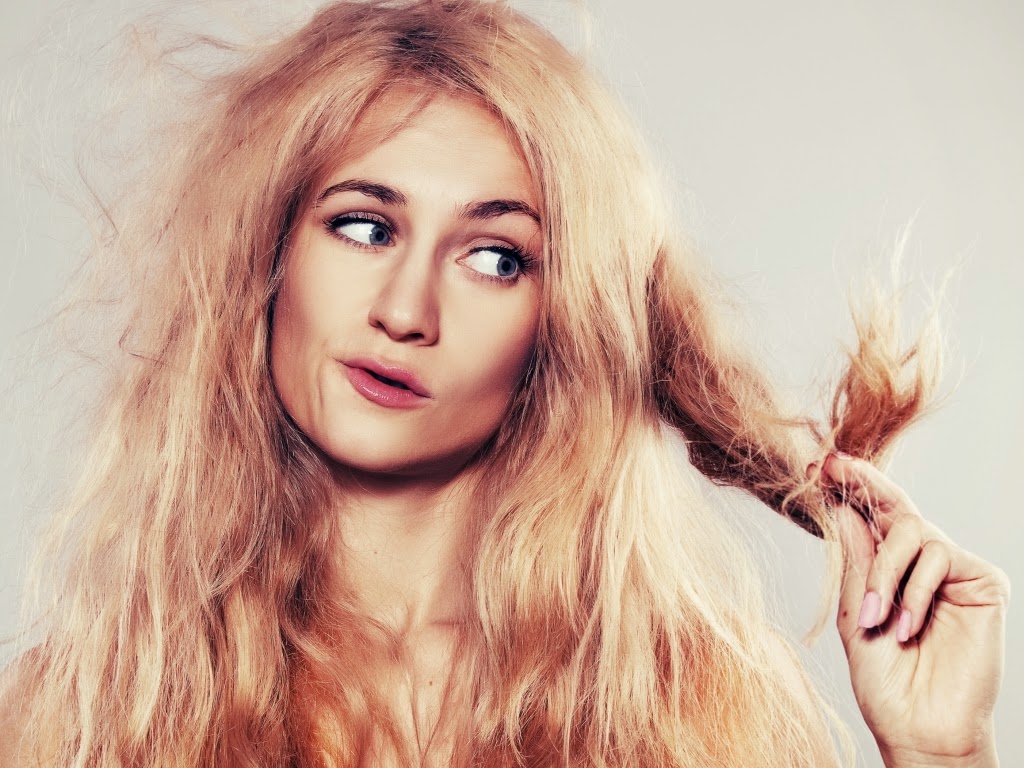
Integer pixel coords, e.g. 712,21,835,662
318,441,479,485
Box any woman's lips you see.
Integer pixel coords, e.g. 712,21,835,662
342,356,430,397
343,364,431,409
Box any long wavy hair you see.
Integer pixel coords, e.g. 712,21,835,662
2,0,944,765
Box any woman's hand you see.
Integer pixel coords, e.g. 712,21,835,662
819,452,1010,768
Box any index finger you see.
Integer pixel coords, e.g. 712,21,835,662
821,453,921,534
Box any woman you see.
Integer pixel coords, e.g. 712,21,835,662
0,0,1008,765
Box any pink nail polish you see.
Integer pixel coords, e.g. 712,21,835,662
858,591,881,629
834,450,854,460
897,609,912,642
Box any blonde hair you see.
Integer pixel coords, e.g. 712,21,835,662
3,1,944,765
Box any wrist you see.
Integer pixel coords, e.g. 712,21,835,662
880,743,999,768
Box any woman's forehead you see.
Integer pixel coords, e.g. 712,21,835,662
316,89,540,214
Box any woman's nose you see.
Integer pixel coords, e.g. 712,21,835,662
366,243,440,344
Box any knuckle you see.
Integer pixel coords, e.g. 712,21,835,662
889,513,923,537
894,486,918,512
878,480,915,515
920,537,951,559
991,565,1012,605
871,544,908,578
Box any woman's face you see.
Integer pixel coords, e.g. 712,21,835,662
270,92,543,479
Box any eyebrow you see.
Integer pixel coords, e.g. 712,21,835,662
316,178,541,225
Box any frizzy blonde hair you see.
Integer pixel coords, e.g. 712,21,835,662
3,0,944,765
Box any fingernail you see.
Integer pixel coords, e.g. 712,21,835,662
833,450,854,460
858,591,881,629
805,462,819,477
897,609,912,642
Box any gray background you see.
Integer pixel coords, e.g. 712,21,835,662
1,1,1021,765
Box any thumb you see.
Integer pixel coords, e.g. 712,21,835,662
835,502,879,645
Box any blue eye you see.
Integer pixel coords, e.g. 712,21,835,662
464,247,523,281
328,216,392,246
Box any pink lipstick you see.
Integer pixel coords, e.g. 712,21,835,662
342,358,431,409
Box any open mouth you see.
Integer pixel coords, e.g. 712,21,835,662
365,369,411,390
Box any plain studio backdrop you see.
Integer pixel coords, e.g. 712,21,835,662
1,1,1021,765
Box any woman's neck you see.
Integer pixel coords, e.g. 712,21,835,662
332,463,479,633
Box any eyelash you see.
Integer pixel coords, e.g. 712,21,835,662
323,213,537,286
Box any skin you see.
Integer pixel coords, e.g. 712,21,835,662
272,91,542,488
269,90,543,756
819,453,1009,768
266,89,1008,766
